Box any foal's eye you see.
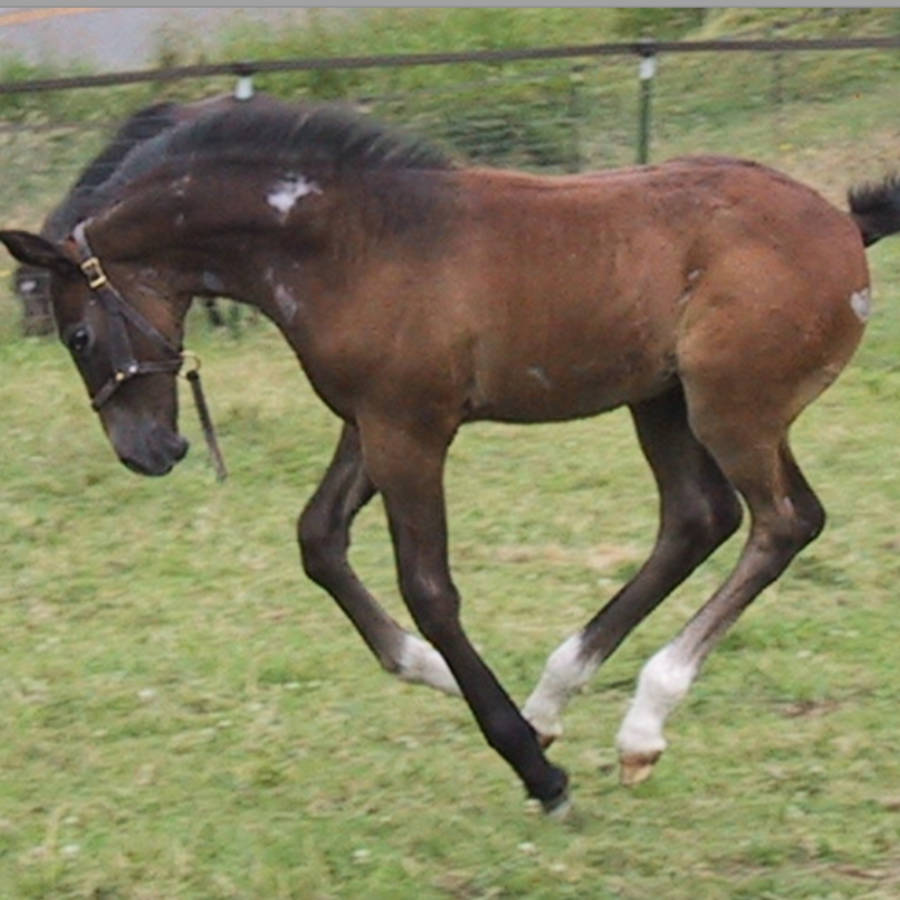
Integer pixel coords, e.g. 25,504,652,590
67,326,92,355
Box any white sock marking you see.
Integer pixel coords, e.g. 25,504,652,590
616,642,698,759
397,635,461,697
522,633,598,741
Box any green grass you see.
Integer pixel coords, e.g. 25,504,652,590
1,245,900,899
2,8,900,896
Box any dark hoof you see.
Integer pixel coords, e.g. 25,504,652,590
533,766,569,816
542,789,572,819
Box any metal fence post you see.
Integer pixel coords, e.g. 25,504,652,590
567,63,586,173
637,41,657,164
233,62,256,100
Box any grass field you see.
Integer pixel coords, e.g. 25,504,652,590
2,10,900,894
1,231,899,898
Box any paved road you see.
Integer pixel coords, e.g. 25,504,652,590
0,7,309,71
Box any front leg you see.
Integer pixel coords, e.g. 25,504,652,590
299,423,459,695
359,414,569,813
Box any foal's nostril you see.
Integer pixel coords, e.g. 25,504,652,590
172,435,189,461
157,431,189,466
120,455,150,475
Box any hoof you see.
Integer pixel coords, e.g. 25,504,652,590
537,731,557,750
542,790,572,819
546,795,573,820
532,765,569,817
619,751,661,787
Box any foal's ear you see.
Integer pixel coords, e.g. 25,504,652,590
0,230,79,277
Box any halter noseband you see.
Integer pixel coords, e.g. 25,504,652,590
70,223,227,481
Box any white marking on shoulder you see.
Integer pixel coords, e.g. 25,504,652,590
397,635,461,697
850,287,871,322
172,174,193,198
274,284,299,321
267,174,322,220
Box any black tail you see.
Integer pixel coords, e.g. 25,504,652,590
848,174,900,247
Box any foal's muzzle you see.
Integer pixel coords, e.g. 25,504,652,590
118,426,190,477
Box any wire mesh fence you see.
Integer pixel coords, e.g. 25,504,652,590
1,37,898,343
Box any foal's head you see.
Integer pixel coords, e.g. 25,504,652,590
2,99,459,475
0,228,189,476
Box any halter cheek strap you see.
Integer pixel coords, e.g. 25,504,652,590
69,223,227,481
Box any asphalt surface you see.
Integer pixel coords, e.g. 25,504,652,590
0,7,310,72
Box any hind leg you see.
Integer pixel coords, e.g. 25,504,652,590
615,429,825,785
523,387,742,744
613,256,868,783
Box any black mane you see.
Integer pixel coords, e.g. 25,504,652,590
43,101,182,240
98,100,457,203
70,102,182,196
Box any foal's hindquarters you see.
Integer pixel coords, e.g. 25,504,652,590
525,203,871,787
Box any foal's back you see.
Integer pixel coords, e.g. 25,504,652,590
440,155,868,424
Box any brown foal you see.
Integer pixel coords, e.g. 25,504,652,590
3,100,898,813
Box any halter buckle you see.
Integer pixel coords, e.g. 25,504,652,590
180,351,202,377
80,256,108,290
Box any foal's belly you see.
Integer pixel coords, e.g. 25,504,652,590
459,270,683,423
466,346,678,423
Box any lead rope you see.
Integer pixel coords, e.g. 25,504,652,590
182,357,227,482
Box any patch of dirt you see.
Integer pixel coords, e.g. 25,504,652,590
779,698,840,718
494,542,641,572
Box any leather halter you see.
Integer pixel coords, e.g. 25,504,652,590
69,223,227,480
71,223,183,410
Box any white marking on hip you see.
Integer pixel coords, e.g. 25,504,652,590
850,287,871,322
397,635,461,697
267,174,322,220
522,632,598,741
615,641,698,759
